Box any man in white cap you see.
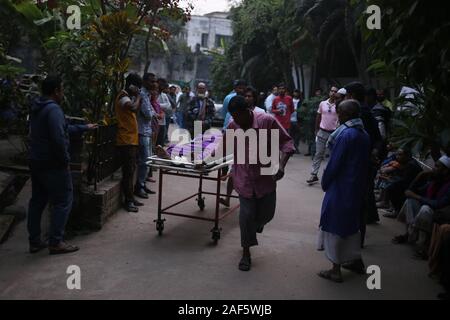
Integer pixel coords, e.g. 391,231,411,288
393,155,450,258
337,88,347,96
335,88,346,109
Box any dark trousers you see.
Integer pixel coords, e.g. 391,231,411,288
385,181,408,213
360,166,379,246
366,167,380,223
289,123,301,152
156,125,167,147
239,191,276,248
117,145,138,203
27,166,73,246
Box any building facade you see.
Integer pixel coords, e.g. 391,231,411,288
135,12,233,91
183,12,233,53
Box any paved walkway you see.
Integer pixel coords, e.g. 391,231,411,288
0,152,442,299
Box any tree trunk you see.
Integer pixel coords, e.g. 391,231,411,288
300,64,305,95
310,64,316,97
143,29,152,74
344,5,368,84
293,59,301,90
100,0,107,15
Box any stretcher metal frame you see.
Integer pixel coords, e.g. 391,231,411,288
147,155,239,244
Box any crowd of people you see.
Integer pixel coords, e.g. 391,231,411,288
221,79,450,299
24,72,450,299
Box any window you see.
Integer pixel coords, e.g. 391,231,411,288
201,33,209,48
215,35,231,48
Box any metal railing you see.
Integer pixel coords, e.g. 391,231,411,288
88,124,121,190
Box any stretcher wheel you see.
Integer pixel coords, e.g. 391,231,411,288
198,198,205,211
212,229,221,244
155,219,165,236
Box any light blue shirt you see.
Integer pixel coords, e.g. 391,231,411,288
222,91,236,129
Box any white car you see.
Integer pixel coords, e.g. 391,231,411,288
212,103,224,127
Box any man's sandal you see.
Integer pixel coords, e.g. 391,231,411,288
238,256,251,271
317,270,343,283
342,261,366,275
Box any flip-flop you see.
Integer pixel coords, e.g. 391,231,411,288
392,234,408,244
318,270,343,283
413,250,428,260
238,256,251,271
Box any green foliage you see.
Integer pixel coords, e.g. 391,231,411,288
38,1,191,121
366,0,450,156
0,64,25,78
211,0,290,96
298,96,322,141
44,11,140,122
211,0,367,96
209,48,235,101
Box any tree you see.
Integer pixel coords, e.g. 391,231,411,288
210,0,291,95
365,0,450,158
291,0,371,90
2,0,192,114
211,0,368,96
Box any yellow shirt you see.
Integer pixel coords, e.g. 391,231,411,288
115,91,138,146
382,100,394,111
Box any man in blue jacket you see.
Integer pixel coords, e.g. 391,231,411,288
27,75,97,255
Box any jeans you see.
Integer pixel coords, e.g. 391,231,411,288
311,129,332,176
176,111,185,129
27,166,73,246
136,135,152,191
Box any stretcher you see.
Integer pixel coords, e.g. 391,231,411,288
147,155,239,244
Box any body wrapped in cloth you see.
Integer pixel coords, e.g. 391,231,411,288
156,132,226,166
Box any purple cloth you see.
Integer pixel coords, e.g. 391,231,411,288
166,133,223,162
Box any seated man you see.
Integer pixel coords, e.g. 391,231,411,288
377,149,422,216
393,156,450,255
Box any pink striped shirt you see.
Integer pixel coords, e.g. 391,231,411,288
228,112,295,199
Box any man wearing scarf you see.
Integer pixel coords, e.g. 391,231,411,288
186,82,215,138
317,100,370,283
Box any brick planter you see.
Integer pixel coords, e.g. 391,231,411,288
68,175,122,232
65,121,122,234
